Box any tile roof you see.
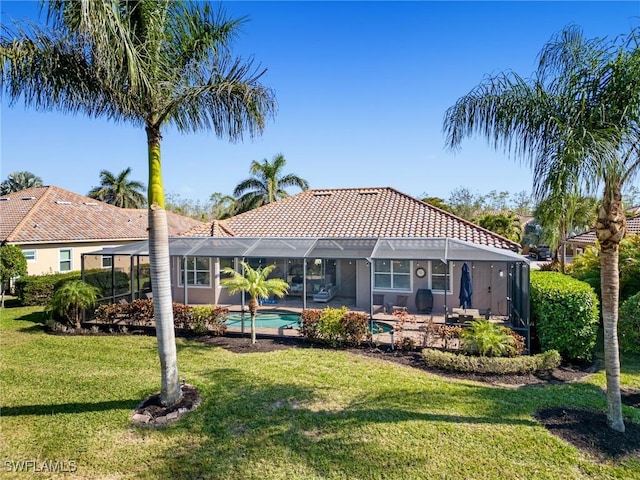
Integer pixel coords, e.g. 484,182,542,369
566,214,640,245
183,187,521,250
1,186,206,244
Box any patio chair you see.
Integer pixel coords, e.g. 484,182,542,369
372,294,385,314
385,295,409,314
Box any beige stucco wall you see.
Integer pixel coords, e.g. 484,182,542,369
19,241,138,276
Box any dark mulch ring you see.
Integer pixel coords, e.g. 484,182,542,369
132,383,201,427
534,407,640,462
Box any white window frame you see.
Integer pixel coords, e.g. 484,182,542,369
59,248,72,272
430,260,451,293
102,256,113,269
22,249,37,262
179,256,211,287
373,259,412,292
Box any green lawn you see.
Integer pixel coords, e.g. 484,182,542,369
1,306,639,479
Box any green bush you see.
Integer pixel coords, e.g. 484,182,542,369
571,235,640,303
300,307,369,346
619,292,640,354
422,348,561,374
461,319,517,357
16,271,80,306
530,271,599,362
189,305,228,335
48,280,100,328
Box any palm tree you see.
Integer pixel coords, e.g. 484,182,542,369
48,280,100,329
209,192,237,220
1,1,275,406
534,193,597,272
221,261,289,344
443,26,640,432
0,171,43,195
88,168,146,208
233,153,309,213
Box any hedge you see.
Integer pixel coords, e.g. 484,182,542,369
530,271,599,362
299,307,370,346
619,291,640,354
422,348,561,375
15,269,130,306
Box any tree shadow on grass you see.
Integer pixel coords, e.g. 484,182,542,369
0,399,141,417
145,367,599,479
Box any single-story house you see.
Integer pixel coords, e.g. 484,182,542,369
89,187,531,340
1,185,206,275
565,214,640,252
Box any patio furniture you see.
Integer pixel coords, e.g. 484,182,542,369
373,294,385,314
385,295,408,313
313,284,337,302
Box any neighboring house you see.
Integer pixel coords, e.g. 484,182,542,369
565,214,640,253
0,186,206,276
95,188,529,337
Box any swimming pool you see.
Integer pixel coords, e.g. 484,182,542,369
370,321,393,334
226,311,300,329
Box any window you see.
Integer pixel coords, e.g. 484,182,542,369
102,256,113,269
431,260,450,292
59,249,72,272
219,257,234,279
374,259,411,290
22,250,36,262
179,257,211,287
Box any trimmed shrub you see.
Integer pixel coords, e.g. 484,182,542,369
299,307,369,346
530,271,599,362
189,305,228,335
619,292,640,354
16,271,79,306
422,348,561,375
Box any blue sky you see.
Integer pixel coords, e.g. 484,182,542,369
1,1,639,204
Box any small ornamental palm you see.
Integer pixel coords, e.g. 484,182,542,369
221,261,289,344
461,319,516,358
48,280,100,329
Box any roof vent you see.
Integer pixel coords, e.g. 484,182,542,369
313,191,333,197
357,189,379,195
55,200,71,205
0,198,8,201
83,202,99,206
21,196,36,200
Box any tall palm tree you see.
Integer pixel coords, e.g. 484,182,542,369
1,1,275,406
443,26,640,432
88,167,146,208
0,171,43,195
221,261,289,344
233,153,309,213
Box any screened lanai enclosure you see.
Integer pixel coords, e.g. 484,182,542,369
83,236,531,342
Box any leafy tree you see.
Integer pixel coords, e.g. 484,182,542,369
511,190,534,216
476,212,523,243
233,153,309,213
484,190,510,211
221,261,289,344
420,195,453,212
209,192,237,220
1,1,275,406
87,168,146,208
443,25,640,431
0,171,43,195
447,187,485,220
48,280,100,328
0,245,27,308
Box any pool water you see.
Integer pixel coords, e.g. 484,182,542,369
226,312,300,329
370,321,393,334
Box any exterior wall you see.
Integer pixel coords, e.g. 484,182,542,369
18,241,137,276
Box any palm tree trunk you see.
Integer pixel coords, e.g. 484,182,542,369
249,296,259,344
147,124,182,406
596,189,626,432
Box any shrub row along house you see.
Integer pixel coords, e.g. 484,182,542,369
87,187,532,342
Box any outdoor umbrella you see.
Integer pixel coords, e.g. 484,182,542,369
459,262,473,309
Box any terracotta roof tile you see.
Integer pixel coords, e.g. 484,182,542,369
182,187,521,250
567,214,640,245
1,186,206,244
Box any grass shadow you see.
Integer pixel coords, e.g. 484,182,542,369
1,399,140,417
